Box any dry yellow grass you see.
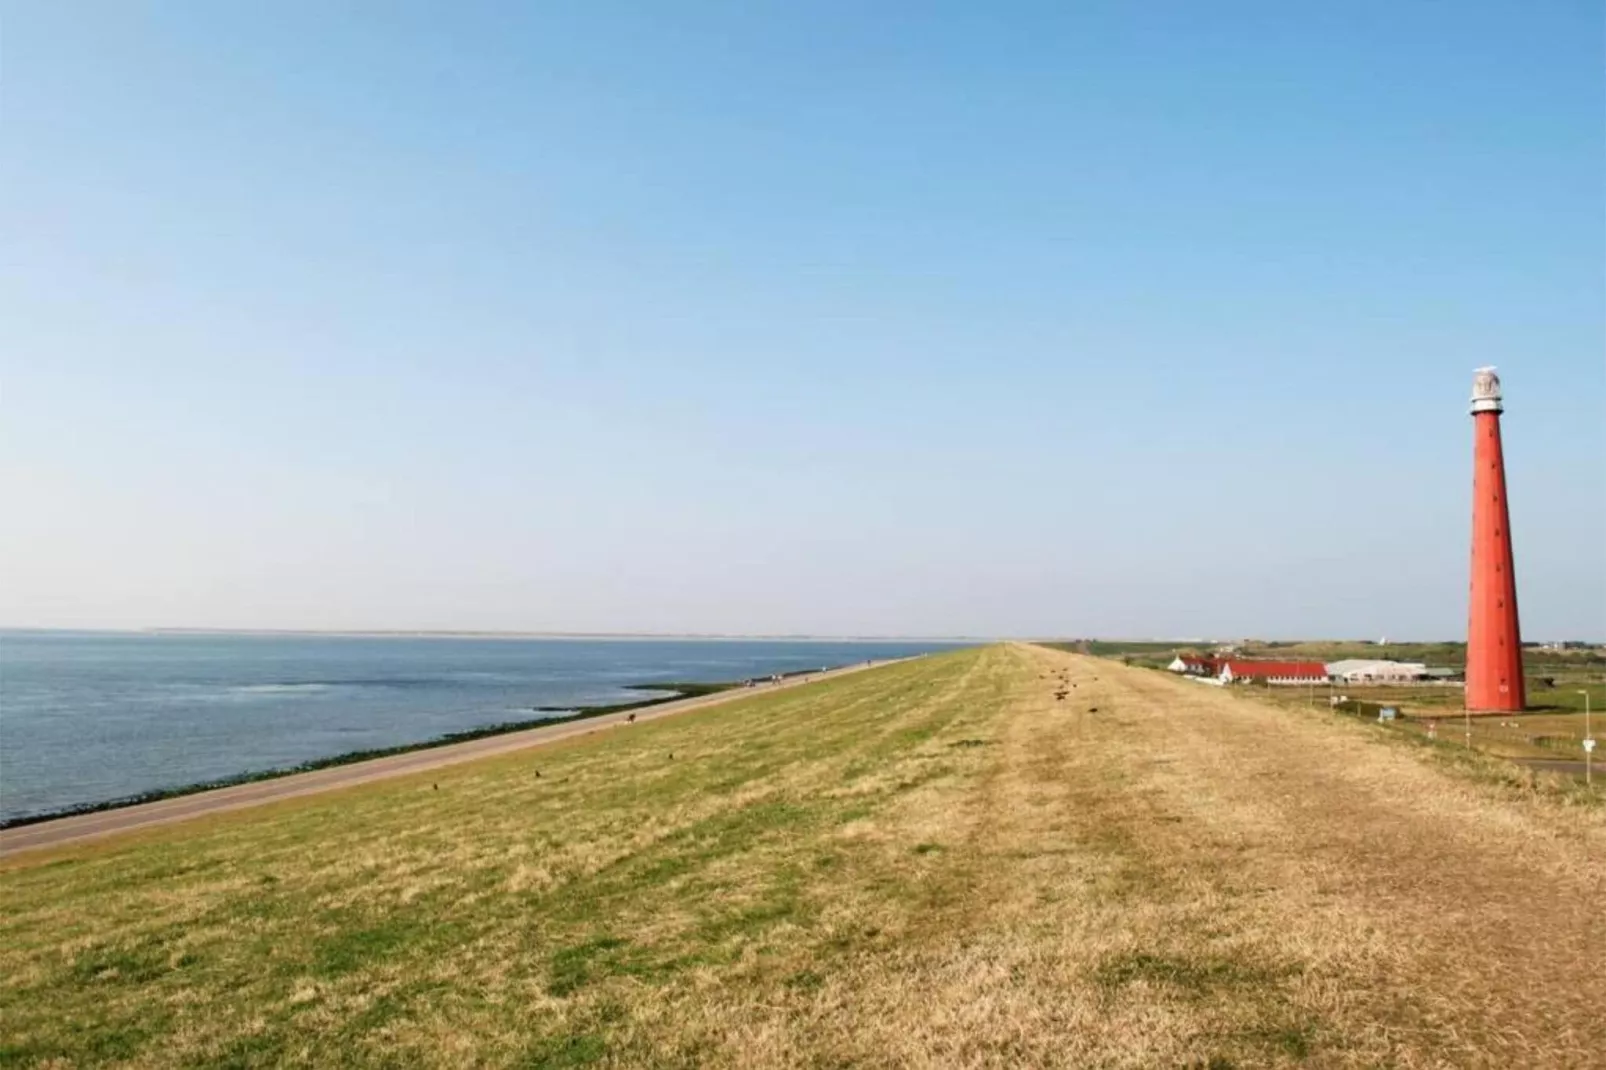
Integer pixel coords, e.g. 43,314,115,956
1,644,1601,1068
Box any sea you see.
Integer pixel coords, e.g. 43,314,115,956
0,631,964,823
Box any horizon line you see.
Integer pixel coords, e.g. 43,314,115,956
0,625,990,643
2,626,1584,644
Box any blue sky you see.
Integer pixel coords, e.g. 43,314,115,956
3,1,1602,639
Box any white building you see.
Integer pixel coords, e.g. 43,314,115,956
1324,659,1428,684
1166,655,1219,676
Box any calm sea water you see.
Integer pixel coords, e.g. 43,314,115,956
0,631,962,822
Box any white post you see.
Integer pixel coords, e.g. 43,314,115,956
1581,690,1593,788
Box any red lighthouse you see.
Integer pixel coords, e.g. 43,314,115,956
1465,367,1525,713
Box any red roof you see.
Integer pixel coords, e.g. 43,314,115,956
1218,659,1326,679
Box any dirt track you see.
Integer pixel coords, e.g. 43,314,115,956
0,660,896,856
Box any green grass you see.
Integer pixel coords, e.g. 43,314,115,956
1230,639,1606,675
1051,637,1606,679
1232,678,1604,799
0,653,998,1067
1059,637,1606,776
2,644,1598,1068
1036,641,1179,669
1093,950,1290,996
0,681,740,831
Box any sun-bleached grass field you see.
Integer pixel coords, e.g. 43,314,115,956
2,645,1600,1068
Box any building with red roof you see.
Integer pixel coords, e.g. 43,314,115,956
1167,655,1222,676
1216,659,1329,685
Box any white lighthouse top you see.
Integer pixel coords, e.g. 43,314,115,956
1470,366,1503,414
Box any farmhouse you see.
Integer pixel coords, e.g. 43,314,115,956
1217,659,1329,685
1169,656,1329,685
1166,655,1221,676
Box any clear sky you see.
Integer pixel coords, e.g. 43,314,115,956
3,1,1602,640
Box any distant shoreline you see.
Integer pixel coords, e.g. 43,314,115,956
1,627,982,643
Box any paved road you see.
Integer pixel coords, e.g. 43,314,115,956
0,659,898,856
1511,757,1594,779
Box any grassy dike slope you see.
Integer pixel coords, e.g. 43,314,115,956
2,645,1600,1068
